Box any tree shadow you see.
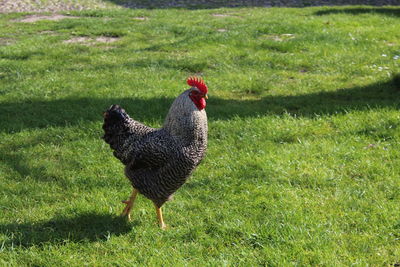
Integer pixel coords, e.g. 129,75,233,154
104,0,399,9
0,77,399,182
314,7,400,17
0,77,399,134
0,139,73,186
0,212,133,248
104,0,274,9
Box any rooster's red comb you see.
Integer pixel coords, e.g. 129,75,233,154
187,77,208,94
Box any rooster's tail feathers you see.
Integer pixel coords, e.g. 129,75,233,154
103,104,128,122
102,104,130,143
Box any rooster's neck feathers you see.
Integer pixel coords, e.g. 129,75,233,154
163,89,208,147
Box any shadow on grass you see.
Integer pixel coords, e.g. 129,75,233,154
0,77,399,181
0,212,133,248
104,0,400,9
1,77,399,134
104,0,277,9
314,7,400,17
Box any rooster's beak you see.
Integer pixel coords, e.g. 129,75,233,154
204,94,208,99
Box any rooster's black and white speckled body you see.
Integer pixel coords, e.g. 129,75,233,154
103,89,207,207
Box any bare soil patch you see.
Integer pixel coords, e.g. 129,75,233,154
384,41,397,47
0,37,15,46
132,17,148,21
17,14,80,23
39,30,58,35
95,36,120,43
63,37,91,44
212,13,242,19
212,13,230,17
63,36,120,45
0,0,111,13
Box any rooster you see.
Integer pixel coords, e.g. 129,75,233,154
102,77,208,229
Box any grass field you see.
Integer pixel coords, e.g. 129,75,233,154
1,5,400,266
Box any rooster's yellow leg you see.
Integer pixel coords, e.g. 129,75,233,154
121,188,138,221
154,204,167,230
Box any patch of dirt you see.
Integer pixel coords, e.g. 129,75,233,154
0,0,111,13
0,37,15,46
211,13,243,19
39,30,58,35
17,14,80,23
63,36,91,44
63,36,120,45
95,36,120,43
132,17,148,21
212,13,239,18
217,28,228,32
212,13,230,17
384,41,397,47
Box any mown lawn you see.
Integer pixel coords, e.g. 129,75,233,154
0,5,400,266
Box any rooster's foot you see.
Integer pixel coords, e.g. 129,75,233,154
120,188,138,221
121,200,133,221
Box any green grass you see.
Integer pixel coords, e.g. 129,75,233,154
1,5,400,266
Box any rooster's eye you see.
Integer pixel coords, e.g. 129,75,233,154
191,90,200,96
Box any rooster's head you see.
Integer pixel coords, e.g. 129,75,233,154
187,77,208,110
